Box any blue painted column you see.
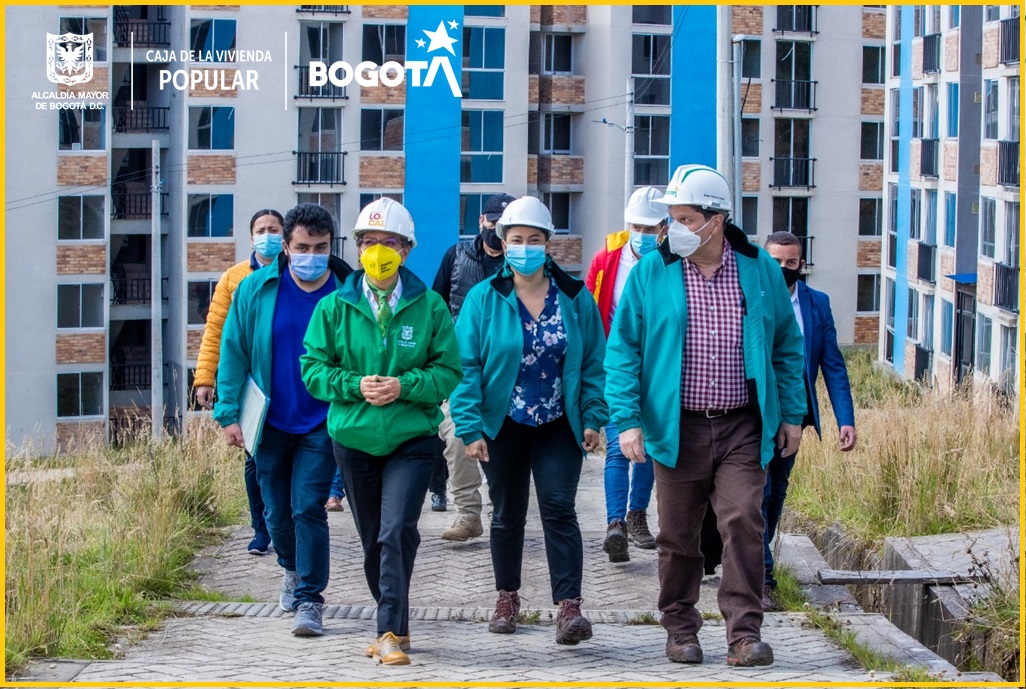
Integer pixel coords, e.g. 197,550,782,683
403,5,464,282
670,6,718,168
892,8,914,373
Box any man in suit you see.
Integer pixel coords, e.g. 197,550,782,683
761,232,857,610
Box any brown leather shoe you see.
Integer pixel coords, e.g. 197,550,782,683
666,633,703,663
371,632,410,666
364,633,410,657
727,637,774,667
603,520,630,562
325,496,344,512
761,584,779,612
626,510,656,549
555,597,592,645
488,590,520,634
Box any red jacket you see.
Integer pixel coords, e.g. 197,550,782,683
584,231,631,335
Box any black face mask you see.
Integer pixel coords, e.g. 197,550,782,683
780,265,802,288
481,226,503,251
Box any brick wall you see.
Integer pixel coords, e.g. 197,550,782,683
187,328,204,360
732,6,763,35
57,244,106,275
861,87,884,116
530,5,541,24
538,156,584,186
854,315,880,345
943,141,958,181
527,155,538,186
934,355,953,395
862,9,886,39
360,155,405,188
857,240,882,267
945,32,960,72
939,249,955,293
57,154,107,186
528,75,539,105
982,25,999,68
58,66,108,95
362,5,407,19
859,163,883,191
541,5,586,25
977,260,995,306
903,340,917,379
189,69,240,98
361,82,406,105
911,38,923,80
187,241,236,273
539,75,585,106
742,161,760,192
188,155,236,185
909,139,921,182
906,240,919,282
548,235,582,267
56,421,107,452
56,333,106,364
741,82,761,113
980,144,997,187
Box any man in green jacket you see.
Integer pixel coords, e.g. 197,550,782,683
605,165,806,668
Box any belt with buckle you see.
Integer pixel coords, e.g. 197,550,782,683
683,406,749,419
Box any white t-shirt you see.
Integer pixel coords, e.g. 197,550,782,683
610,243,639,321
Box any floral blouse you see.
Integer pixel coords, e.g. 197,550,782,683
508,279,567,426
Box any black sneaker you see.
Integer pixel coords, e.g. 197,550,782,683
603,520,630,562
431,492,448,512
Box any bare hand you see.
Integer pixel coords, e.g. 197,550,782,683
838,425,857,452
195,386,214,410
776,422,802,458
360,375,402,406
619,427,647,464
223,423,245,449
581,428,600,453
466,439,490,463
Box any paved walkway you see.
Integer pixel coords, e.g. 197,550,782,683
19,453,994,686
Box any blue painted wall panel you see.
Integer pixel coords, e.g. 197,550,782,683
670,6,718,168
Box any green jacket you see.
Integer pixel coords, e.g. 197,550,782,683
213,255,352,438
604,224,806,469
301,266,462,456
450,262,608,448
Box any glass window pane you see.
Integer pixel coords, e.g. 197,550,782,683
209,195,234,237
57,284,80,328
211,107,234,150
742,119,759,157
189,107,211,149
465,6,504,17
57,373,80,417
191,19,212,53
360,109,382,150
82,196,104,239
80,372,103,416
59,196,82,240
465,27,484,69
467,71,503,100
81,284,104,327
634,76,670,105
188,195,211,237
213,19,236,53
484,28,505,69
482,111,503,151
382,110,403,151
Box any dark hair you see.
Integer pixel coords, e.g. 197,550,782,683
248,209,284,234
283,203,334,243
764,231,802,249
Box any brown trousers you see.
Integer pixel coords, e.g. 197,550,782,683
654,407,766,644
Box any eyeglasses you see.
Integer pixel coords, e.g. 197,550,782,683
358,236,405,251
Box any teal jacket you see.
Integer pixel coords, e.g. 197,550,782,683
450,262,609,449
213,254,353,440
300,267,463,457
604,225,806,469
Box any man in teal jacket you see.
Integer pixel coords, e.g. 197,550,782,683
605,165,805,668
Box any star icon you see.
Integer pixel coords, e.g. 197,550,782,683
448,20,459,30
422,21,458,56
415,38,426,48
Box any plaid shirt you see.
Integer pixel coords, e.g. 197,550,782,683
680,240,749,411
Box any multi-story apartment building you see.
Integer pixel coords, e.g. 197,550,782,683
880,5,1020,393
6,5,887,453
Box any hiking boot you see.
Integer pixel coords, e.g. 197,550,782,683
247,531,271,555
279,570,299,612
666,633,703,663
291,602,324,637
488,590,521,634
727,637,774,667
603,520,630,562
325,496,345,512
555,597,592,645
626,510,656,549
431,492,448,512
371,632,410,666
365,633,410,657
761,584,779,612
441,514,484,541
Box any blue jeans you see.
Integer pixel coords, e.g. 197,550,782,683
762,446,797,588
603,423,655,523
244,453,268,537
334,435,436,637
253,422,335,606
329,468,346,500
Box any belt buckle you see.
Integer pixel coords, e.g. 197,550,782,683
705,408,727,419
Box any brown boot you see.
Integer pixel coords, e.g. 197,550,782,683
603,520,630,562
666,633,703,663
488,590,520,634
626,510,656,549
555,597,592,645
727,637,774,667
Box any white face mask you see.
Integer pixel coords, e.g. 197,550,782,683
667,218,714,257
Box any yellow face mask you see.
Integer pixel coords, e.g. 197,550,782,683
360,243,402,281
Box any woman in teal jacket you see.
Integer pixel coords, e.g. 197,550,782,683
450,196,608,647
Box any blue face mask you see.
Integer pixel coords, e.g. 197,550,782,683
504,244,547,276
289,252,330,282
253,233,283,260
629,230,660,256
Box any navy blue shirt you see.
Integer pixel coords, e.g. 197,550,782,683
266,269,334,433
508,279,567,426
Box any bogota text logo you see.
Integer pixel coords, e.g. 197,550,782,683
46,32,93,86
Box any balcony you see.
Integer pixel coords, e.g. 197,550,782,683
295,66,348,100
770,157,816,188
296,5,351,14
111,184,169,220
994,262,1019,312
917,242,936,284
112,106,169,133
914,343,932,382
113,20,171,47
775,5,817,33
920,138,939,178
922,33,941,74
1000,17,1020,64
294,151,346,185
773,80,817,111
998,140,1019,187
109,364,151,391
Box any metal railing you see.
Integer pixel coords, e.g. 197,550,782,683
998,140,1019,187
293,151,347,185
112,106,170,133
296,5,351,13
773,80,817,111
776,5,817,32
994,262,1019,312
111,190,169,219
795,235,815,267
1000,17,1020,64
917,242,936,284
770,157,816,188
109,364,151,391
113,20,171,47
294,66,348,100
922,33,941,73
331,236,348,260
914,343,932,382
110,277,151,305
920,138,939,178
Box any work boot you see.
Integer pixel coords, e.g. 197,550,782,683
626,510,656,549
555,597,592,645
371,632,410,666
761,584,779,612
666,633,703,663
488,590,520,634
441,514,484,541
727,637,774,667
603,519,630,562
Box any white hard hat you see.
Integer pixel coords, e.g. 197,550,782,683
353,197,416,247
495,196,555,239
655,164,733,214
624,186,669,226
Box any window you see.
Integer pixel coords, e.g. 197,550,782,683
859,198,882,236
885,276,896,330
984,80,998,140
634,115,670,186
913,5,923,37
860,122,884,160
741,118,760,157
358,192,402,208
976,314,993,374
862,46,884,84
464,5,504,17
1004,201,1019,266
741,197,758,235
57,284,104,328
907,287,919,340
632,34,671,105
909,188,922,240
888,183,899,235
460,194,488,236
985,5,1001,22
980,196,997,258
944,192,957,246
891,7,902,77
187,194,234,237
947,82,959,137
925,83,939,138
542,192,571,233
462,27,504,99
741,39,761,78
58,108,105,151
188,106,234,150
1008,77,1019,142
940,299,954,356
999,325,1017,386
461,110,503,183
543,113,572,154
890,88,901,173
360,109,403,151
857,274,881,312
57,372,103,417
60,17,107,61
772,197,809,235
187,281,217,325
949,5,960,28
924,190,937,243
911,86,923,138
362,24,405,63
58,196,104,240
922,294,935,350
190,19,236,59
776,40,811,85
297,193,341,232
633,5,672,24
543,34,572,74
299,108,340,152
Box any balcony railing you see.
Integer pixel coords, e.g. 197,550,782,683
113,20,171,47
1000,17,1020,64
795,235,815,267
296,5,351,13
887,232,897,269
773,80,817,111
994,262,1019,312
295,66,348,100
110,277,151,305
775,5,817,33
770,157,816,188
111,189,169,219
293,151,347,185
922,33,941,73
920,138,939,178
331,236,348,260
109,364,152,391
914,343,932,382
112,106,170,133
917,242,936,284
998,140,1019,187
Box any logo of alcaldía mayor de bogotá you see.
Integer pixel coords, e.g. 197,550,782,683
35,32,108,109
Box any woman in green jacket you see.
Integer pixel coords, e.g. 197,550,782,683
449,196,608,647
301,198,462,667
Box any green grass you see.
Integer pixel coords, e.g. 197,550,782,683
517,609,543,624
627,612,659,625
